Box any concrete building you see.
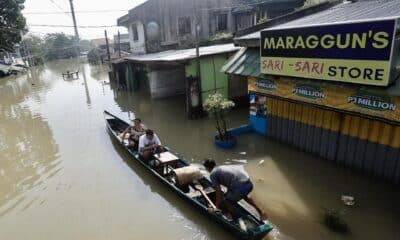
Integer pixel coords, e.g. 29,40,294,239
113,33,131,52
90,38,114,52
117,0,305,55
91,38,114,63
222,0,400,183
112,44,240,118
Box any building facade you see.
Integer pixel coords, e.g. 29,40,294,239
113,33,131,52
117,0,305,54
223,0,400,184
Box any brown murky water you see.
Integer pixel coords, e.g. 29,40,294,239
0,59,399,240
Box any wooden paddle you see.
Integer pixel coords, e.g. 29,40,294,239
194,183,218,210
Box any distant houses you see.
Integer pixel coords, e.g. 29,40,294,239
113,33,130,52
110,0,307,118
117,0,305,55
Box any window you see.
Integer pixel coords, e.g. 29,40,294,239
216,13,228,31
235,14,252,30
132,24,139,41
178,17,191,35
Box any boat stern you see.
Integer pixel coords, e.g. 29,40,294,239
249,223,273,240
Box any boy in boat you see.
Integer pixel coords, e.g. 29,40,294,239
138,129,164,161
203,159,267,221
120,118,146,150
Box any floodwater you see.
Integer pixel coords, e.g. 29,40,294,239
0,59,399,240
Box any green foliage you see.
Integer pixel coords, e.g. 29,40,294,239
32,55,44,65
79,39,92,52
87,48,100,65
200,32,233,46
0,0,27,52
21,35,45,65
203,93,235,140
209,32,233,42
22,33,94,63
257,17,268,25
44,33,79,61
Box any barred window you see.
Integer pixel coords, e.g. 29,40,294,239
178,17,191,35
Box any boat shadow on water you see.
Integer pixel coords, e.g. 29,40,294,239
108,131,233,240
104,110,272,240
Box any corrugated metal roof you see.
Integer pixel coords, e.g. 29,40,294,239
222,48,400,96
125,44,240,63
237,0,400,41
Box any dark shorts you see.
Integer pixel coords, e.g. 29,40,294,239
129,135,137,142
225,181,253,202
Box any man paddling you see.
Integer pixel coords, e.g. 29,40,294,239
203,159,267,220
120,118,146,150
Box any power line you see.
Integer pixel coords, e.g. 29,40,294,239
28,24,121,28
23,0,287,15
24,10,129,15
47,0,70,17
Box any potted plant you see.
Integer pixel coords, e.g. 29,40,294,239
203,93,236,149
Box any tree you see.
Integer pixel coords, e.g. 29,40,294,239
43,33,78,60
0,0,27,52
87,48,100,65
21,34,45,65
79,39,92,52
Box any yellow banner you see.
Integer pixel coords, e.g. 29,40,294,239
248,77,400,123
260,57,391,86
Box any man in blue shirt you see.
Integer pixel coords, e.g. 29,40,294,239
203,159,267,220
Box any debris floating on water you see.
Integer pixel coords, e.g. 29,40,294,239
258,159,265,165
323,208,349,234
239,152,247,155
232,159,247,164
341,195,355,206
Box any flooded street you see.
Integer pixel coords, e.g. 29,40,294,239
0,59,399,240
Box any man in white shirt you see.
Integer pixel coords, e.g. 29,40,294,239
138,129,163,160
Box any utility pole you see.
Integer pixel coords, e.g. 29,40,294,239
193,0,203,118
105,30,111,68
118,31,121,58
68,0,79,40
194,1,200,83
68,0,80,56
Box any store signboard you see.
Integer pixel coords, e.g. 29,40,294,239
260,18,397,86
248,77,400,122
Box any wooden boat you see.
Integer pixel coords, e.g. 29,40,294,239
104,110,273,240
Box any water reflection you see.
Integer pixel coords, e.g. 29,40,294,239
110,83,400,240
0,72,60,216
0,59,399,240
81,65,92,106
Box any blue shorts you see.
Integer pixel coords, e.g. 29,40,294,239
225,181,253,202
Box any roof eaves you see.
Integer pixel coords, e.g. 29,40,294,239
234,0,341,39
117,14,130,27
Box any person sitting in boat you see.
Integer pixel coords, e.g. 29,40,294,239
120,118,146,149
138,129,164,161
203,159,267,221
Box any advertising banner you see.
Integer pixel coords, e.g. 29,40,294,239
260,18,397,86
248,77,400,123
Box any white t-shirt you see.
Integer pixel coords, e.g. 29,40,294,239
138,134,161,152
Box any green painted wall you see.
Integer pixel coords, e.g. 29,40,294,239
185,54,229,103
